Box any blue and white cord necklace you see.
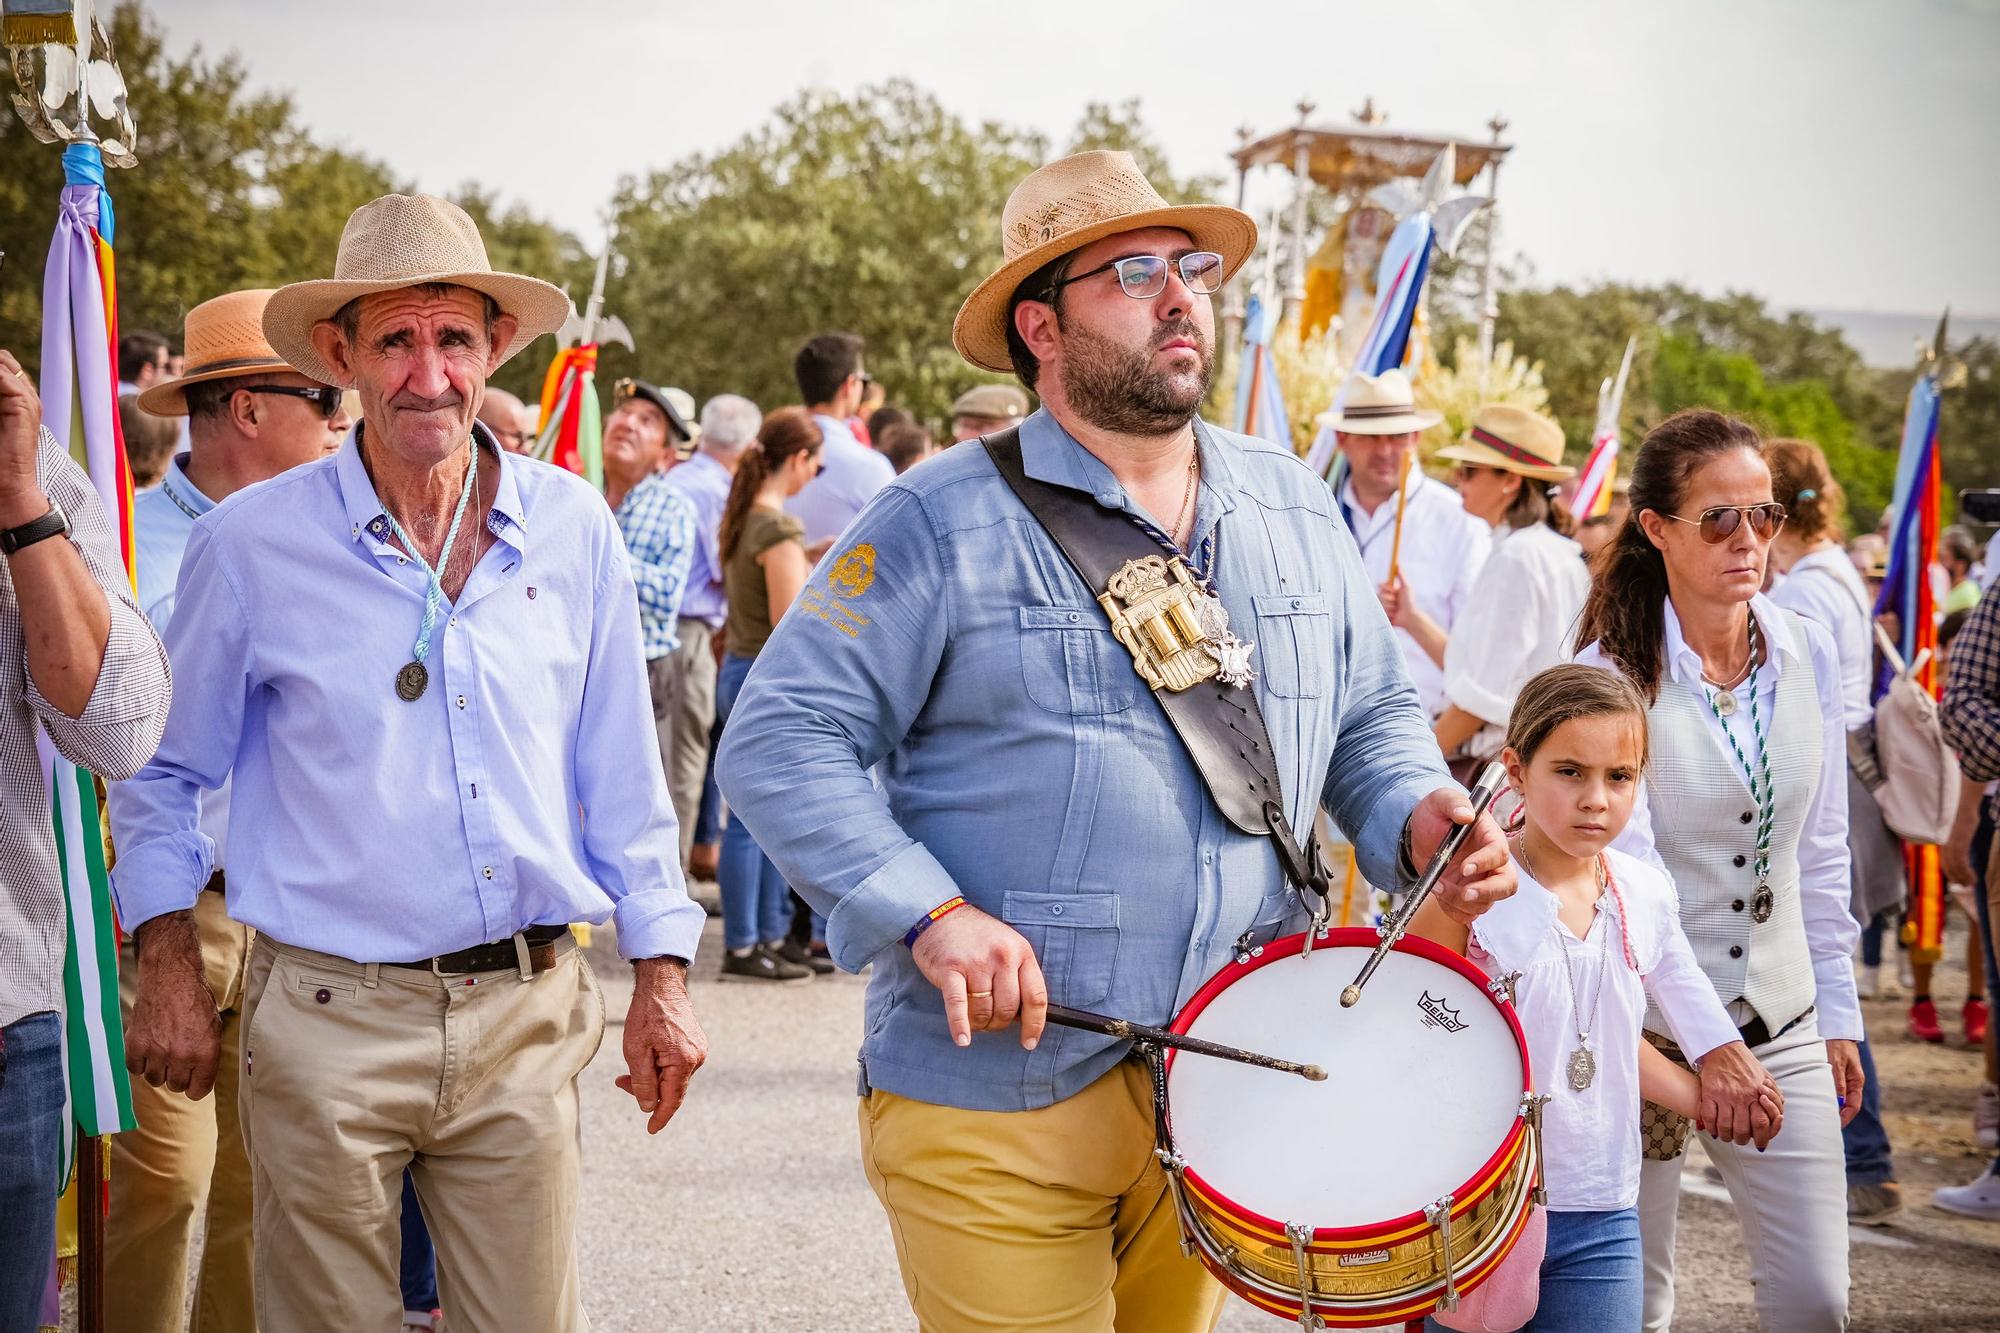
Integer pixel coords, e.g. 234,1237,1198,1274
384,441,479,702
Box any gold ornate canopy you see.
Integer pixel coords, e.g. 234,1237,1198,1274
1232,120,1510,197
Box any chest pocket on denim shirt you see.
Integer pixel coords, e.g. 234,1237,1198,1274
1000,890,1119,1007
1018,606,1143,715
1253,593,1331,698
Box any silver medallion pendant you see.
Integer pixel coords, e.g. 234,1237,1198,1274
1567,1044,1597,1092
395,661,429,702
1197,593,1257,689
1713,689,1739,718
1751,883,1775,924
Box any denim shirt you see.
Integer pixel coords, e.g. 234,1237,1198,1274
717,410,1447,1111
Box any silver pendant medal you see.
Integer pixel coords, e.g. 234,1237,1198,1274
1197,592,1257,689
1567,1044,1597,1092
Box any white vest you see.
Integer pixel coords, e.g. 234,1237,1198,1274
1642,608,1823,1034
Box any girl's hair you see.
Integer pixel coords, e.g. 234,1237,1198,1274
719,406,823,564
1500,476,1577,538
1506,664,1651,768
1574,408,1765,702
1763,437,1845,544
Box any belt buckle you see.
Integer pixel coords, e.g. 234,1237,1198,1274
430,953,472,979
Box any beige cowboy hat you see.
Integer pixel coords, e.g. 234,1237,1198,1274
136,288,297,416
1315,369,1442,435
1435,403,1574,483
262,193,573,386
952,150,1257,375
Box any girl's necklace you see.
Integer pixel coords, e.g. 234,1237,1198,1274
1514,835,1611,1092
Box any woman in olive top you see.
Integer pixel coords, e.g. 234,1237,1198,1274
716,407,826,981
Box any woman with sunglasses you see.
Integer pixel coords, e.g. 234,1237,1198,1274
714,406,828,982
1574,408,1862,1332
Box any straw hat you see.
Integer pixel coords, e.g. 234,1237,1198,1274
1315,369,1442,435
136,289,296,416
263,194,573,386
1435,404,1573,483
951,151,1257,374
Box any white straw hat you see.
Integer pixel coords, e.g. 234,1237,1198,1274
1315,370,1442,435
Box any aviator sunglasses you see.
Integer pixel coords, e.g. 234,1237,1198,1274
242,384,344,420
1662,502,1788,544
1044,251,1226,301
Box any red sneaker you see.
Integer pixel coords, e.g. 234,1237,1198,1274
1908,998,1945,1043
1966,997,1989,1046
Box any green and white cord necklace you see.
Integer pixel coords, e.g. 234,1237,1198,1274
1705,615,1777,924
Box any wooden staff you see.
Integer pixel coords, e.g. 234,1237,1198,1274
80,1130,104,1332
1386,448,1414,586
1337,852,1358,929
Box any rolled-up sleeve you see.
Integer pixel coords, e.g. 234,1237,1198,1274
1318,516,1453,887
110,519,248,928
26,432,169,779
718,485,953,972
573,524,704,961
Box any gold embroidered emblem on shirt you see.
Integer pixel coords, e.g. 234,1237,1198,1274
828,543,876,599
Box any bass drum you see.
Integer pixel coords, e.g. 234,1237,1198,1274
1163,927,1542,1328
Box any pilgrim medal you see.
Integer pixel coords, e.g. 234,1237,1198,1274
1196,593,1257,690
395,661,429,703
1567,1044,1597,1092
1713,689,1739,718
1751,882,1775,924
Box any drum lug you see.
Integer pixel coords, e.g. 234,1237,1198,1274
1521,1092,1553,1207
1283,1222,1325,1330
1486,970,1522,1006
1155,1149,1199,1258
1424,1194,1460,1314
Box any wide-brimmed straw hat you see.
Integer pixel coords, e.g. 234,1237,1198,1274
263,194,572,386
136,289,298,416
1315,369,1442,435
1435,403,1574,483
952,150,1257,375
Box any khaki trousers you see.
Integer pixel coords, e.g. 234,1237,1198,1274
858,1060,1226,1333
239,935,604,1333
107,890,256,1333
666,617,717,864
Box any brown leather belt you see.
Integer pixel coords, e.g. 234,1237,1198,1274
385,925,571,976
1738,1005,1814,1050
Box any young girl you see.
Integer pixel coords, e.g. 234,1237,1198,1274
1416,664,1783,1331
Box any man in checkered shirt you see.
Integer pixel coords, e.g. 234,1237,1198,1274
0,348,171,1328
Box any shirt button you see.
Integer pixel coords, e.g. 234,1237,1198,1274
1739,811,1754,825
482,866,494,879
1049,904,1064,917
1291,598,1301,610
396,556,408,565
1067,612,1080,624
1729,945,1744,959
314,987,331,1004
1202,850,1214,865
1732,854,1747,868
456,695,467,709
1732,899,1746,912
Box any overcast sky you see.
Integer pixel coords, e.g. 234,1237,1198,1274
151,0,1998,318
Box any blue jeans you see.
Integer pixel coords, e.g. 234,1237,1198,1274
717,654,817,950
1842,1037,1894,1185
399,1169,438,1312
1430,1207,1641,1333
693,712,723,846
0,1011,64,1332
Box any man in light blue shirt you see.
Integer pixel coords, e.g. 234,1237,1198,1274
111,194,707,1331
108,286,343,1333
786,331,894,547
718,151,1514,1329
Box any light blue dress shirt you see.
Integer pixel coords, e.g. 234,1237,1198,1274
111,426,705,964
718,410,1448,1111
786,413,894,547
661,451,732,630
117,453,231,867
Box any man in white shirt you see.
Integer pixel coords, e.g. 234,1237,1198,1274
787,332,895,547
1321,370,1489,716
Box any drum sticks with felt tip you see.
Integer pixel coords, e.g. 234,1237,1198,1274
1042,1004,1327,1081
1340,761,1508,1009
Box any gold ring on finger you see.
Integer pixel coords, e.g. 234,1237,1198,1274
968,991,993,998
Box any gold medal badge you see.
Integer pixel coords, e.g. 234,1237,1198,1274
1097,555,1255,693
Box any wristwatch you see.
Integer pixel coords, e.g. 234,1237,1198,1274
0,502,68,556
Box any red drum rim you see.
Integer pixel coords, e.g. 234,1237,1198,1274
1165,925,1532,1248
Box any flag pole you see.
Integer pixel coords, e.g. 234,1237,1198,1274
1387,449,1414,585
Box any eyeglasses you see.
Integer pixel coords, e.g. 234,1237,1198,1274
243,384,343,420
1662,503,1788,544
1455,464,1499,482
1045,251,1226,301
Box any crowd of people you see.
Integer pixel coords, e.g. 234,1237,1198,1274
0,145,1994,1333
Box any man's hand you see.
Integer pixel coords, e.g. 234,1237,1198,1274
615,958,707,1135
1945,822,1979,887
0,349,50,525
911,905,1048,1050
1695,1040,1779,1146
1826,1038,1864,1129
1406,786,1515,927
124,912,223,1100
1375,578,1404,625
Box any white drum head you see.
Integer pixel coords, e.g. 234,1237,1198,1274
1167,938,1525,1229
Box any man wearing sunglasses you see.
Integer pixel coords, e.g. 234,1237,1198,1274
720,150,1513,1329
100,286,344,1333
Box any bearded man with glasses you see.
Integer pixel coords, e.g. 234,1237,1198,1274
720,150,1514,1330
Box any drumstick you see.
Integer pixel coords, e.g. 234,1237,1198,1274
1339,761,1507,1009
1386,449,1414,586
1042,1004,1327,1082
